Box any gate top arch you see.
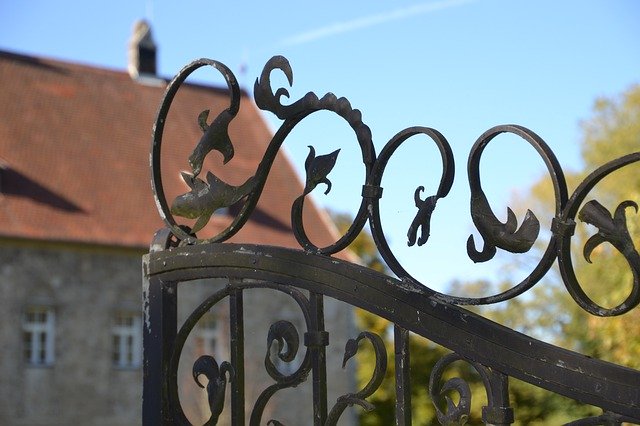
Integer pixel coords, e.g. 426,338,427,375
143,55,640,425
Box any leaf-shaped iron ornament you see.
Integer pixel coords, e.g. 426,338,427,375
575,199,640,313
325,331,387,425
366,127,455,289
189,108,236,177
192,355,234,425
467,190,540,263
579,200,640,267
303,146,340,195
430,367,471,426
557,153,640,316
465,125,565,264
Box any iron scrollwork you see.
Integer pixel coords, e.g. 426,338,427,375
252,318,312,426
152,54,639,314
428,353,513,426
147,54,640,425
325,331,387,425
249,286,315,426
166,285,234,425
192,355,234,425
557,153,640,316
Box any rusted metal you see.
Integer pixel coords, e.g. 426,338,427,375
144,55,640,424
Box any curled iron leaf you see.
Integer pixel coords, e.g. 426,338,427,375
579,200,639,265
465,125,564,268
303,146,340,195
467,189,540,263
429,353,513,426
192,355,234,425
434,377,471,425
555,152,640,316
188,107,236,177
367,126,454,288
326,331,387,425
264,320,301,381
429,354,472,426
571,199,640,314
253,55,320,120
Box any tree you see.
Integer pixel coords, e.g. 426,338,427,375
477,84,640,422
564,84,640,367
330,83,640,423
517,84,640,367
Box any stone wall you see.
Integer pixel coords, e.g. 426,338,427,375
0,243,144,425
0,242,356,425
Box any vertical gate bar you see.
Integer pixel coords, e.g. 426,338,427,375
310,291,328,425
482,369,514,426
229,281,245,425
142,273,177,426
394,325,412,426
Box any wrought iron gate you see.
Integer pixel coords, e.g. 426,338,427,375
143,56,640,425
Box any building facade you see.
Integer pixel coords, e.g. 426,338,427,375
0,24,354,425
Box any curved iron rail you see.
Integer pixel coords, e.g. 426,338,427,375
144,55,640,425
146,243,640,421
151,55,640,312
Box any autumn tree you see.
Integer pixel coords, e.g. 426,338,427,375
331,84,639,423
518,84,640,367
459,84,640,423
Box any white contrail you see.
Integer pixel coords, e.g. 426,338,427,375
280,0,476,47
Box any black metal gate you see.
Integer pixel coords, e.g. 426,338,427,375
143,56,640,425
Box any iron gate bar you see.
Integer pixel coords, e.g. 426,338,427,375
228,282,245,425
143,54,640,424
393,325,411,425
309,292,329,425
144,243,640,419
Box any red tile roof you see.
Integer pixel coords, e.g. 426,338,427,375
0,50,340,250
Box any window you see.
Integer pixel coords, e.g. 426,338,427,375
112,311,142,368
195,313,220,358
23,306,55,366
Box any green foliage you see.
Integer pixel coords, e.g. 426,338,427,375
330,85,639,423
466,84,640,421
570,84,640,368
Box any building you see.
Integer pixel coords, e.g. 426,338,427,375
0,22,354,425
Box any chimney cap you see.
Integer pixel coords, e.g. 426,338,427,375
128,19,158,79
131,20,155,48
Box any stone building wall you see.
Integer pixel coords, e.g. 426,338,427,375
0,243,144,425
0,242,356,425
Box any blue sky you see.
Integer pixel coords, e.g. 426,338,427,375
1,0,639,292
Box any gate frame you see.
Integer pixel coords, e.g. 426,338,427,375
143,55,640,425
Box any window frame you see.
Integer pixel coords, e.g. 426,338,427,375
195,312,222,360
22,305,56,367
111,311,143,369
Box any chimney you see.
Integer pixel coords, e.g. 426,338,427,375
128,20,157,79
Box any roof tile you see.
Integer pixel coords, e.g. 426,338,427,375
0,50,340,251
